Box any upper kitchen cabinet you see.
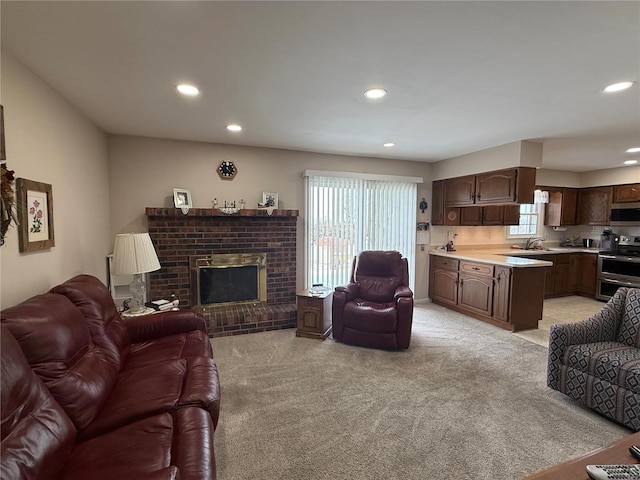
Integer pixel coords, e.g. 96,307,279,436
444,167,536,207
613,183,640,203
444,175,476,206
543,187,577,226
577,186,613,225
431,180,445,225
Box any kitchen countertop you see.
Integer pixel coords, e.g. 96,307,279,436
429,246,600,268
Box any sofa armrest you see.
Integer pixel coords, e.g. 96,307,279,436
125,309,208,344
547,298,622,390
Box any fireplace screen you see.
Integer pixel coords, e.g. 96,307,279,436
191,253,267,306
199,265,258,304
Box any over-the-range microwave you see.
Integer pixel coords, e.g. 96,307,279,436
610,202,640,227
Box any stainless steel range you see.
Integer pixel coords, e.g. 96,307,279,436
596,235,640,301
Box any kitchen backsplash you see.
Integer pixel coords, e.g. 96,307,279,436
430,224,640,248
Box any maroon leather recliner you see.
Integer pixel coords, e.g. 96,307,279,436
332,250,414,350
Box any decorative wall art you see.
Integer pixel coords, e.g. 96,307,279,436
16,178,55,252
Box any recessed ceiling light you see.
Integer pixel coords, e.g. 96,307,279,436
364,88,387,100
176,83,200,96
226,124,242,132
624,159,638,165
626,147,640,153
603,81,635,93
383,142,396,148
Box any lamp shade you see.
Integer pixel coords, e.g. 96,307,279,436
113,233,161,275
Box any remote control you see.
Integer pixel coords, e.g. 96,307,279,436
586,464,640,480
630,446,640,462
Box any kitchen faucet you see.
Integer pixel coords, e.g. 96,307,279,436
525,236,545,250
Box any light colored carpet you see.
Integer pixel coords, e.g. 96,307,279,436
514,295,605,347
211,303,629,480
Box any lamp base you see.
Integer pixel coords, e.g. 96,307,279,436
121,307,155,318
128,273,147,314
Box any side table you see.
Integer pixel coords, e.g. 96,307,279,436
296,289,333,340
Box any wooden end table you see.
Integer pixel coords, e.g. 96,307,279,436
296,289,333,340
523,431,640,479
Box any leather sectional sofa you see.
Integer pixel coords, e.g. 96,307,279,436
1,274,220,480
548,287,640,431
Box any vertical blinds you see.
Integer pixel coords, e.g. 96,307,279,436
305,173,417,290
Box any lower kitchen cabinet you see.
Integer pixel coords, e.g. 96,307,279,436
429,254,545,331
520,252,598,298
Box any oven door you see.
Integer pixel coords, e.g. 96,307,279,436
596,276,640,301
596,254,640,300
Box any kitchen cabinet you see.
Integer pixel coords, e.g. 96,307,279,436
482,205,521,225
553,254,570,296
460,206,482,225
492,266,511,323
613,183,640,203
458,261,495,316
579,253,597,296
444,167,536,207
577,187,613,225
429,256,459,306
568,254,581,291
431,180,445,225
543,187,577,226
429,254,545,331
445,175,476,206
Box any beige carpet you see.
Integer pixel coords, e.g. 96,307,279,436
514,295,605,347
210,303,629,480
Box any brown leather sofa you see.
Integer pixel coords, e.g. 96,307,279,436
1,274,220,480
332,250,414,350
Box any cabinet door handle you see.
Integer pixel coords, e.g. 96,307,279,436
476,194,481,200
471,267,480,270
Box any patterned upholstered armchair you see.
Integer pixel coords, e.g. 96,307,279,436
548,287,640,431
332,250,413,350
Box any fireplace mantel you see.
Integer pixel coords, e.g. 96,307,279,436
145,207,299,218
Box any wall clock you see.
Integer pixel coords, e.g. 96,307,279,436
217,160,237,180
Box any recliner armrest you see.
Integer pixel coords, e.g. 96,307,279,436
125,309,209,344
335,283,359,301
394,285,413,300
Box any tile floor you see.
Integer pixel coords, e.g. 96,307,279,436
513,295,606,347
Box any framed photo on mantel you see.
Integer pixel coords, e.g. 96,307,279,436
16,178,55,252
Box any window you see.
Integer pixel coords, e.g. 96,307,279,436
304,171,420,290
508,203,543,237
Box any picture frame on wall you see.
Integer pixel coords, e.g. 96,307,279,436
16,178,55,252
173,188,193,209
262,192,278,208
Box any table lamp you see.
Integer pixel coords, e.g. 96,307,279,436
113,233,161,314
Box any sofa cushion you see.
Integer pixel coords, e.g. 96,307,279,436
59,408,215,480
1,294,120,432
1,326,77,480
564,341,640,394
617,288,640,348
125,330,212,370
82,357,220,438
343,299,398,333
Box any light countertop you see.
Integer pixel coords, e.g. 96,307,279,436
429,246,600,268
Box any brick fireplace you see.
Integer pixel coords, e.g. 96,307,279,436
145,207,298,337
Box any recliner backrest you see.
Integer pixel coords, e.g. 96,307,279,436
1,293,121,432
617,287,640,347
1,326,76,480
353,250,406,303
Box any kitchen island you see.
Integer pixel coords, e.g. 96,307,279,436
429,248,553,332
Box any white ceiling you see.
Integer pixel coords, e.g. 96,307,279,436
2,1,639,172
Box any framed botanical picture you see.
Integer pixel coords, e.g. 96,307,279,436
16,178,55,252
173,188,193,208
262,192,278,208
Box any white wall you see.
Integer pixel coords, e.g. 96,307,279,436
0,52,110,308
108,135,434,300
